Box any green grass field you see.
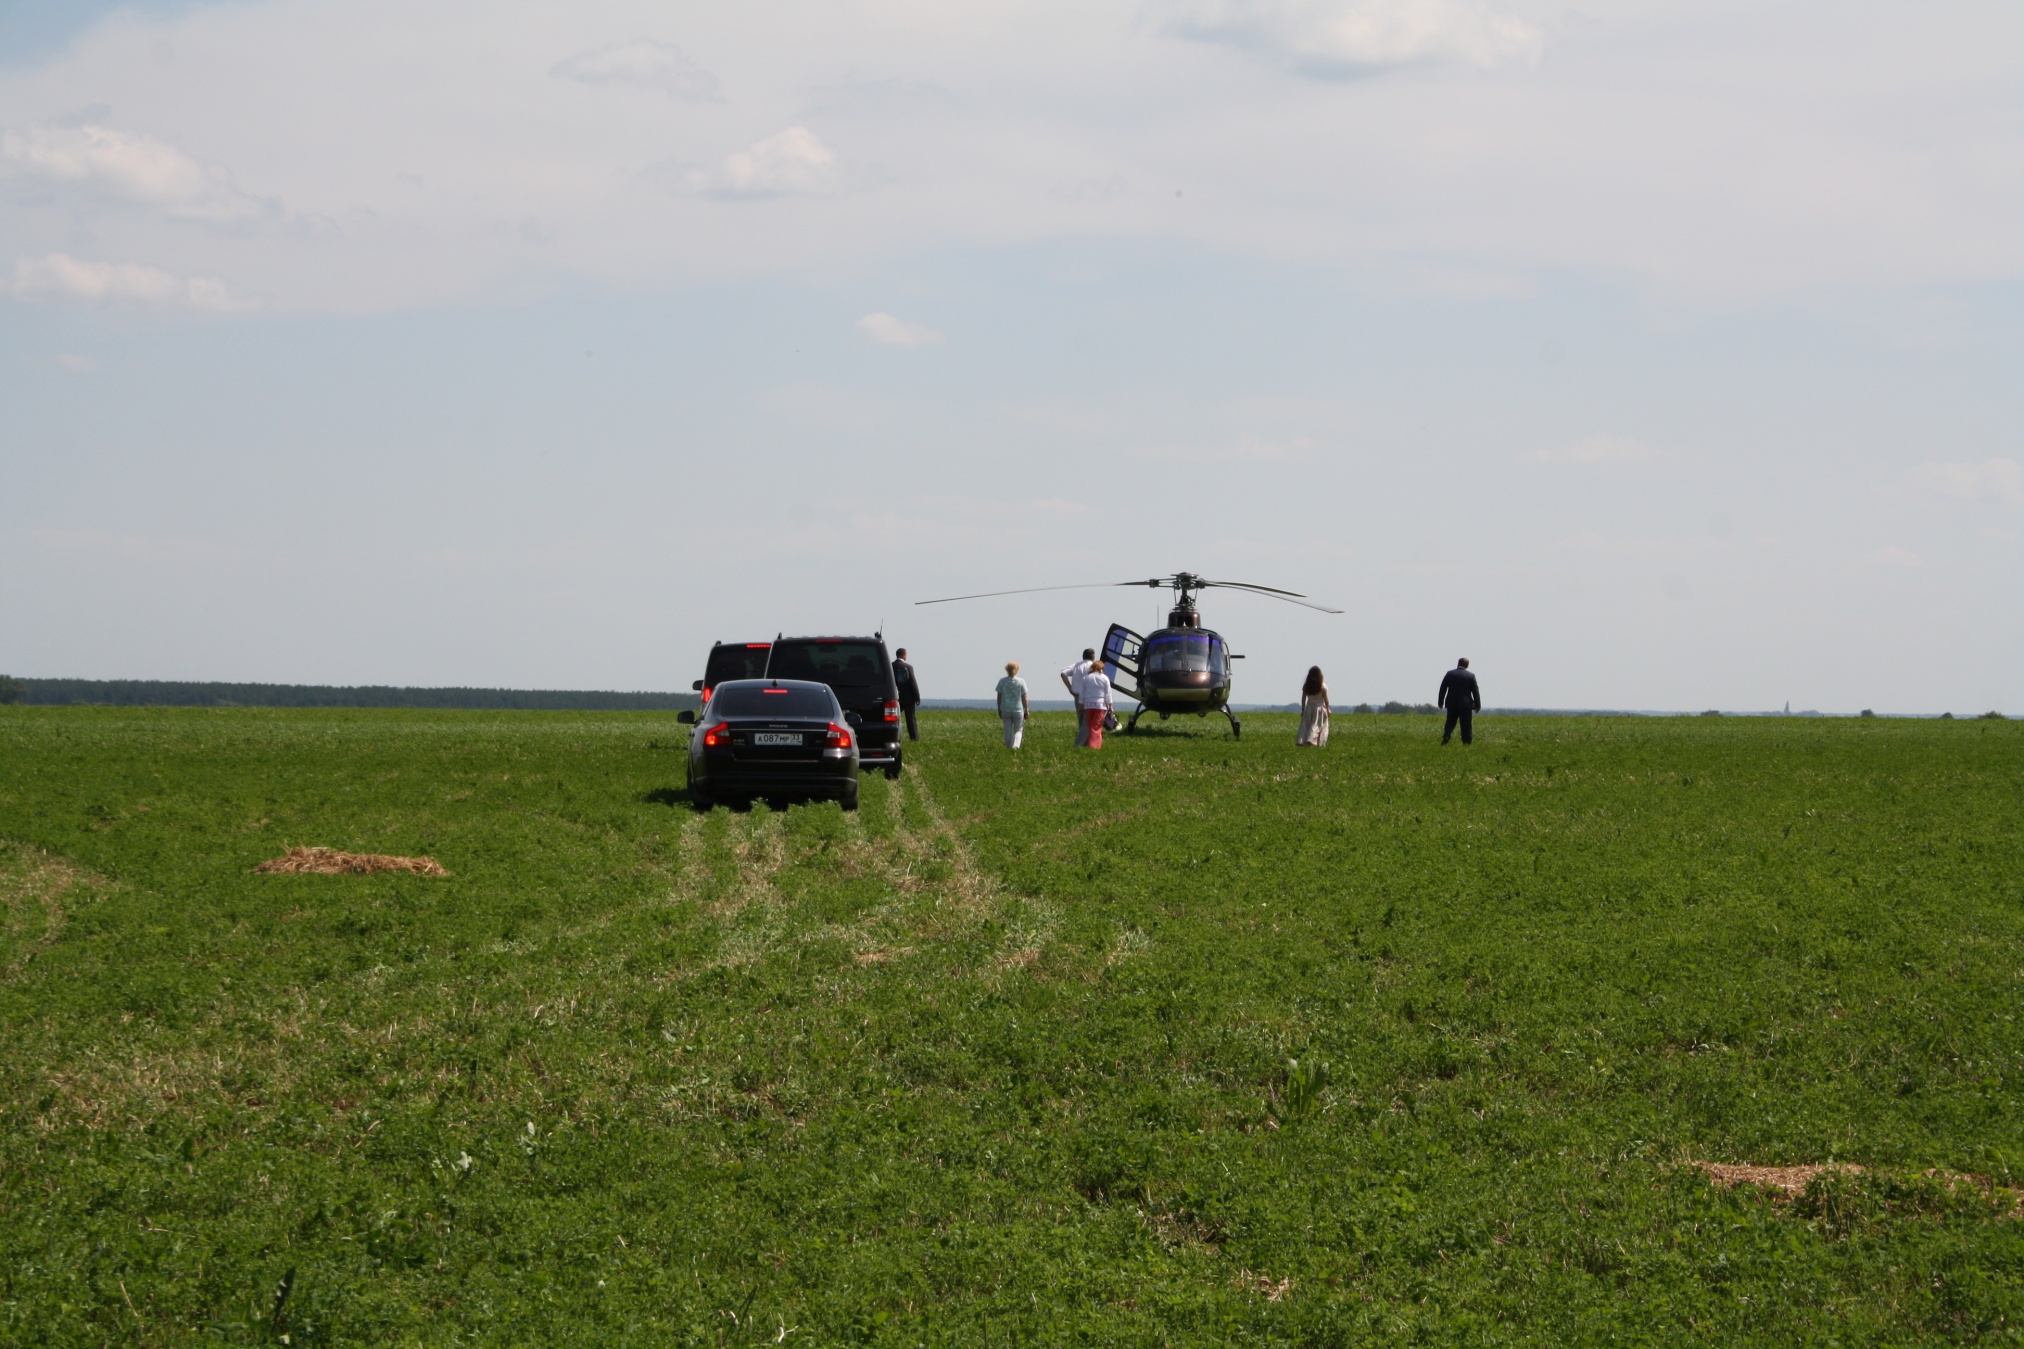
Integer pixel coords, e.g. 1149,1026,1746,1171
1,706,2020,1345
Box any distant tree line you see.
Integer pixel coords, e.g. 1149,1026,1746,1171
0,677,698,711
1248,702,1443,714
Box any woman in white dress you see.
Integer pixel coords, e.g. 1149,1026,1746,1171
1297,665,1330,747
995,661,1030,748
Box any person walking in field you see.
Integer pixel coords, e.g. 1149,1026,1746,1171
1438,657,1480,745
1297,665,1331,747
1079,656,1114,749
1060,648,1097,746
996,661,1030,749
892,648,922,742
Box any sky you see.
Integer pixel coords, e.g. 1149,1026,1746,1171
0,0,2019,714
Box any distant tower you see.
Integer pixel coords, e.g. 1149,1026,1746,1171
1784,701,1790,715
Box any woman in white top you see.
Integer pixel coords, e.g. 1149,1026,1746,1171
1297,665,1330,747
995,662,1030,748
1080,660,1113,749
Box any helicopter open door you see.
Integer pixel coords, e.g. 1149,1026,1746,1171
1102,623,1145,701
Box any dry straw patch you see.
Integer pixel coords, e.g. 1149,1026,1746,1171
254,846,448,876
1235,1270,1294,1301
1694,1159,2023,1213
1139,1200,1226,1253
1694,1161,1863,1197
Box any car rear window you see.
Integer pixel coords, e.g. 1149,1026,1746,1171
710,685,836,719
768,641,886,688
705,644,772,687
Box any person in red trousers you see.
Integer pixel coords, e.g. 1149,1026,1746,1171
1080,657,1113,749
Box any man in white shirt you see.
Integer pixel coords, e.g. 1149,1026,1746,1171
1059,648,1096,746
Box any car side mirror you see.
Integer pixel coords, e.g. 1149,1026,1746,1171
691,679,704,691
677,710,696,725
844,711,863,727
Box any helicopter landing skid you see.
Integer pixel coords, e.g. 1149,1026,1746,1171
1126,705,1239,738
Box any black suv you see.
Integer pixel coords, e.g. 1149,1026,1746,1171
696,637,903,777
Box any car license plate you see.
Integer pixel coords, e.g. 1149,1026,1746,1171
752,732,803,746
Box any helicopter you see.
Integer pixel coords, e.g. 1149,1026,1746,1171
917,572,1341,738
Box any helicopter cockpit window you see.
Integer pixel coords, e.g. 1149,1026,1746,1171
1147,634,1223,675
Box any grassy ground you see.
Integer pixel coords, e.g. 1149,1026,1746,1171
0,705,2020,1346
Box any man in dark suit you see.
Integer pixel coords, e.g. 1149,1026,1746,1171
1438,658,1480,745
892,648,921,741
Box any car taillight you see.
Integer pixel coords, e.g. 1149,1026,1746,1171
825,722,853,749
882,700,899,723
703,725,732,748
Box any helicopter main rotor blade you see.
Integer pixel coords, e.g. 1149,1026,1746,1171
915,580,1164,606
1200,580,1344,614
1198,579,1307,597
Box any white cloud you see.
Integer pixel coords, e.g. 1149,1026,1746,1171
1165,0,1544,75
56,353,99,372
717,126,839,197
4,253,254,312
1870,545,1922,567
0,0,2015,312
1523,435,1660,465
0,122,274,225
550,39,721,101
1911,458,2024,505
855,312,945,347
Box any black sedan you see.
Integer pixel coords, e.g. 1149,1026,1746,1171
678,679,861,811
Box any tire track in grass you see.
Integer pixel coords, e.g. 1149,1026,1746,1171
675,811,709,901
687,769,1057,978
27,768,1052,1131
708,809,792,968
742,771,978,968
0,840,99,974
887,770,1059,979
795,783,916,965
844,768,1005,964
